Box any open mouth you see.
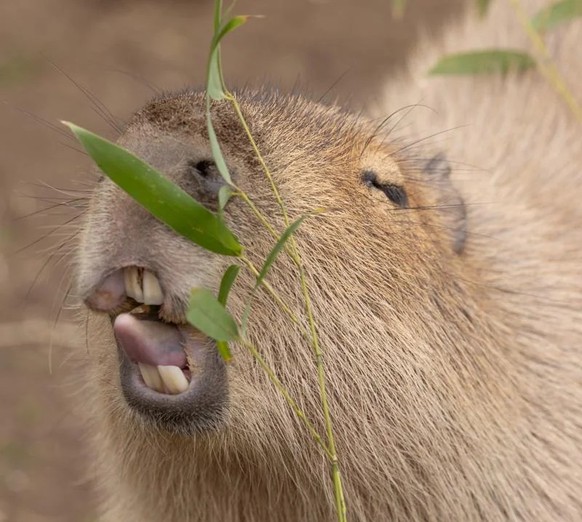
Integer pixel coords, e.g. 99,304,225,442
86,266,228,431
114,267,192,395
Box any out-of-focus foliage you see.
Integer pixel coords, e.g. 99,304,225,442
429,49,535,75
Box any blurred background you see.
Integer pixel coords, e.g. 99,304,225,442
0,0,465,520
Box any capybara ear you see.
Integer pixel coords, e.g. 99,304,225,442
422,153,467,254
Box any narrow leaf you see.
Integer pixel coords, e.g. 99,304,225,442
256,214,308,287
429,50,536,76
218,264,240,305
207,48,226,100
477,0,492,17
206,109,233,184
215,16,249,47
64,122,242,256
207,0,225,100
188,288,239,342
532,0,582,31
218,185,234,212
216,340,232,362
207,16,250,100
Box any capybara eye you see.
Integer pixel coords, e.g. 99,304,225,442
188,159,215,178
361,170,408,208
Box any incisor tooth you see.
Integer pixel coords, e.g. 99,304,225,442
138,363,164,392
124,267,144,302
157,365,189,394
142,270,164,305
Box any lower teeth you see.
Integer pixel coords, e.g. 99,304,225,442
138,362,189,394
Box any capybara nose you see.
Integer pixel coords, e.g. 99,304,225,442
84,269,126,312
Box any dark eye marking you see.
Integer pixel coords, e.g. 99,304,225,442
361,170,408,208
187,159,215,178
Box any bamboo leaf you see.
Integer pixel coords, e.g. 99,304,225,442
215,16,250,48
218,264,240,305
207,47,226,101
206,109,233,184
256,214,308,287
64,122,242,257
429,50,536,75
216,340,232,362
187,288,239,342
532,0,582,31
207,16,250,100
477,0,492,17
218,185,234,212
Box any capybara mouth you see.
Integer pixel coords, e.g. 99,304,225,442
85,266,229,433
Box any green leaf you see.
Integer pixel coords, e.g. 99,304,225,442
64,122,242,257
206,108,233,184
216,340,232,362
218,264,240,305
207,0,225,100
391,0,407,18
215,16,249,47
256,214,308,287
532,0,582,31
429,50,536,76
187,288,239,342
477,0,492,17
207,16,250,100
207,47,226,101
218,185,234,212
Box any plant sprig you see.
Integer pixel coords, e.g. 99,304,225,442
205,2,347,518
427,0,582,123
66,1,347,520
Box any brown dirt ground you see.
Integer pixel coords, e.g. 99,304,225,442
0,0,465,520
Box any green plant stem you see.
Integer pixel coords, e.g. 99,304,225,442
235,189,280,240
241,338,333,460
295,250,347,521
240,256,306,333
228,91,346,521
508,0,582,122
227,94,292,226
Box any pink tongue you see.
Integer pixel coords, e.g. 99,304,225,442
113,313,187,368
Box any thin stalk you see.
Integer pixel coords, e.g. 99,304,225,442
235,189,280,240
508,0,582,122
241,338,333,460
240,256,305,334
296,253,347,521
227,92,346,520
227,93,292,226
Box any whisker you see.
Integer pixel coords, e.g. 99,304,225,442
25,229,81,303
45,58,123,134
12,212,84,256
14,198,87,221
58,140,88,157
393,125,469,156
0,99,77,142
49,270,74,374
106,67,161,95
317,69,350,104
361,103,434,159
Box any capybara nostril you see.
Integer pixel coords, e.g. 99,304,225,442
84,269,126,312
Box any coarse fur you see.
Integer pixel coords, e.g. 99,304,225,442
75,1,582,520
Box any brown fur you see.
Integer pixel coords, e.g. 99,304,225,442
76,1,582,520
